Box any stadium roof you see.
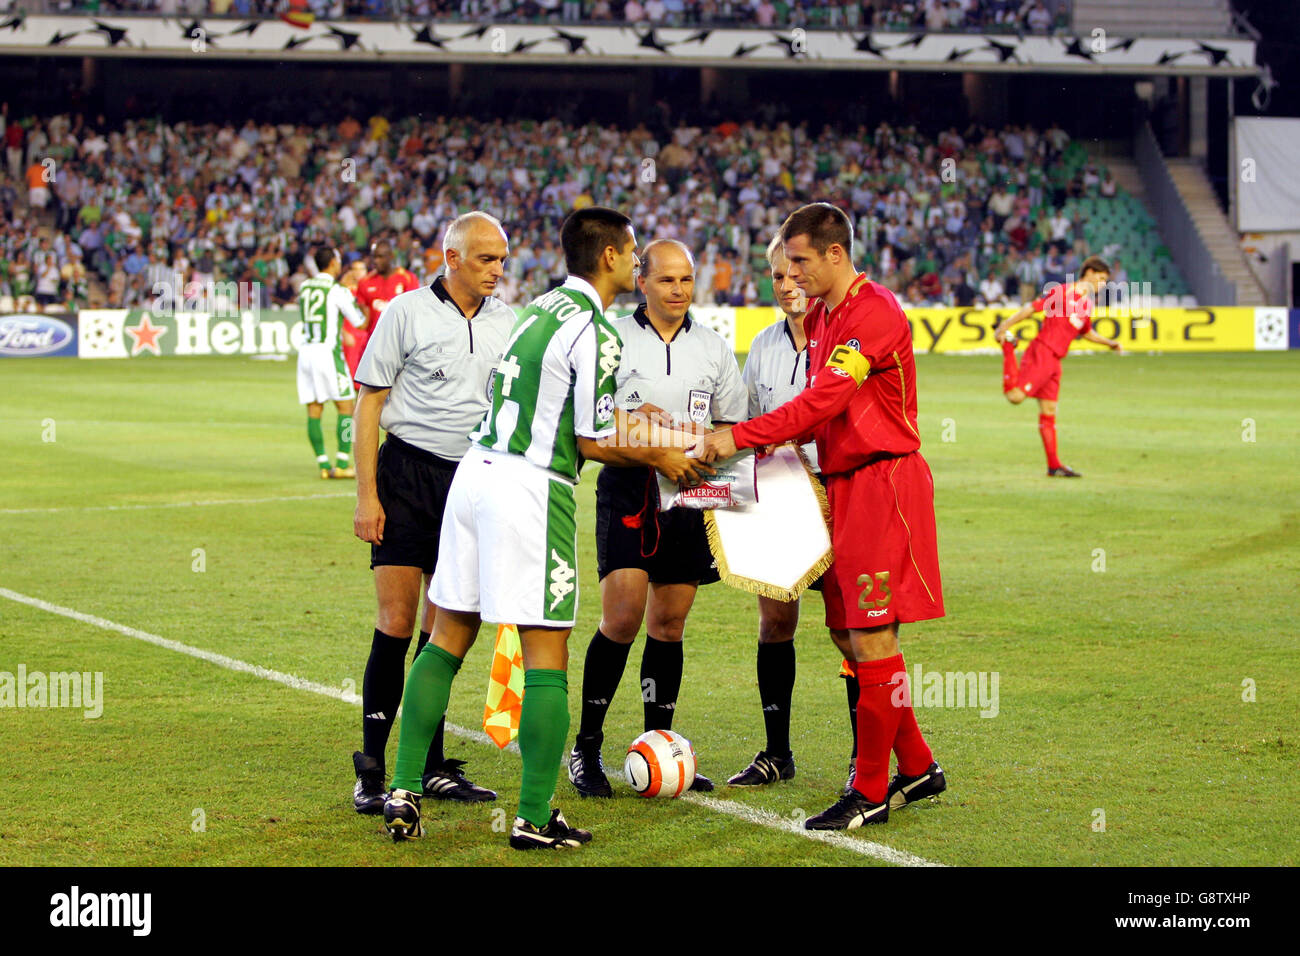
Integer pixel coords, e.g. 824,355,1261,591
0,16,1259,77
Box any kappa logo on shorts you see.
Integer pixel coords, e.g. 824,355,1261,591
548,549,575,612
688,389,711,425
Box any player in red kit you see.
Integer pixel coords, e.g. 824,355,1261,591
994,256,1122,477
695,203,946,830
350,238,418,383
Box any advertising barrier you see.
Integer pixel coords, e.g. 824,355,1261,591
0,313,78,358
74,306,1295,359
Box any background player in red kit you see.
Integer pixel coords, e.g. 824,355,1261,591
695,203,946,830
349,238,418,383
994,257,1122,477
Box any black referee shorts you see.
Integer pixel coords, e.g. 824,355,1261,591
595,465,720,585
370,435,458,574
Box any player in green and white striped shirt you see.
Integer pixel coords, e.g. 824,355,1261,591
384,208,712,851
296,247,365,478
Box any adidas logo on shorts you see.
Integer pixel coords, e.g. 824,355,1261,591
431,369,447,381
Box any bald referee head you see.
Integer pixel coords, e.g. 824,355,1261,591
441,211,509,316
637,239,695,327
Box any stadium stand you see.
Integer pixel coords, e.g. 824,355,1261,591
0,109,1188,313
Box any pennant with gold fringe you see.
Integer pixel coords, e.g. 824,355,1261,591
483,623,524,748
704,444,832,602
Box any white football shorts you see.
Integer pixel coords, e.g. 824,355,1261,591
297,344,355,404
431,448,579,628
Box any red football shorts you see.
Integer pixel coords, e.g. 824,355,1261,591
1015,340,1062,401
343,327,371,382
821,452,945,630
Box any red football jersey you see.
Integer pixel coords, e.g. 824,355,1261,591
1030,284,1092,359
355,268,418,330
731,275,922,476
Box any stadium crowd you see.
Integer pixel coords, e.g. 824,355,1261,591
24,0,1072,33
1,108,1121,313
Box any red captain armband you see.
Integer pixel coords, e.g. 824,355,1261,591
825,344,870,386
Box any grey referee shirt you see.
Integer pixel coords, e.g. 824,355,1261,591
742,316,819,472
611,304,747,427
356,278,516,461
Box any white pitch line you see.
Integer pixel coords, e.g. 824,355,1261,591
2,586,942,867
0,492,354,515
680,793,941,866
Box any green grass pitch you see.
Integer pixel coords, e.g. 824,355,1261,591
2,351,1296,867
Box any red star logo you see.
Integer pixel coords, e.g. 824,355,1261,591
126,314,167,356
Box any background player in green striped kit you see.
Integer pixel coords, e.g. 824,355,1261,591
382,208,712,850
296,247,365,479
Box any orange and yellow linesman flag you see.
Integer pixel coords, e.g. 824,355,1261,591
483,624,525,748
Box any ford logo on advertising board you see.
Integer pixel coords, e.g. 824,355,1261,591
0,316,75,356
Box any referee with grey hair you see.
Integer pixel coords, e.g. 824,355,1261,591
567,238,748,798
349,211,515,812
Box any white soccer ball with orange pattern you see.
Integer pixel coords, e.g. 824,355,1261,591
624,730,697,798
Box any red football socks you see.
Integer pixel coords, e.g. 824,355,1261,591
1001,339,1019,392
1039,413,1062,470
852,654,907,804
892,654,933,777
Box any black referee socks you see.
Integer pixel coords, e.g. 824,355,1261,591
362,628,447,771
576,629,631,747
757,641,796,757
642,635,684,733
362,629,409,765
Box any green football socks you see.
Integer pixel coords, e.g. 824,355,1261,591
307,415,327,465
517,669,569,828
336,413,353,467
390,644,461,794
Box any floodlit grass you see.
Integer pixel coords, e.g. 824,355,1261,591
2,352,1296,866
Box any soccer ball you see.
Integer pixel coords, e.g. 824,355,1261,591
624,730,697,798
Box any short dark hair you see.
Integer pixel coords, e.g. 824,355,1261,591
561,206,634,278
314,247,337,270
780,202,854,258
1081,255,1110,277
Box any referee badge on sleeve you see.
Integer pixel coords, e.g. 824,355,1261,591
689,389,712,425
